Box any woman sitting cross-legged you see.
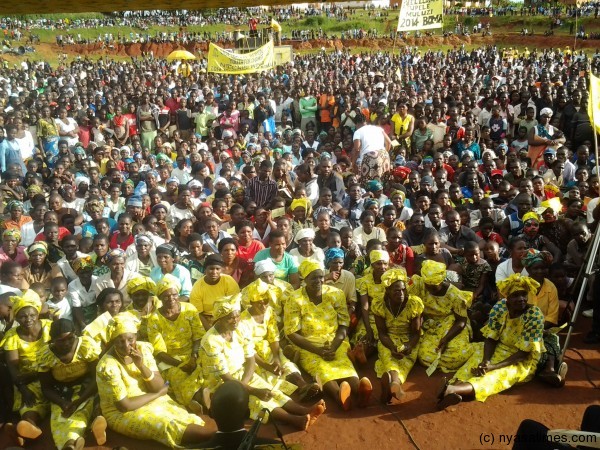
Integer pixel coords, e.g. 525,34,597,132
374,269,424,404
200,294,325,431
284,260,372,411
437,274,545,410
95,313,212,448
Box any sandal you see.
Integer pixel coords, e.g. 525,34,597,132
380,373,392,404
437,392,462,411
339,381,352,411
91,415,107,446
296,382,321,402
358,377,373,408
16,420,42,440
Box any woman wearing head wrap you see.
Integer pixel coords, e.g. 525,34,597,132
201,293,325,430
438,273,545,409
124,232,158,277
189,253,241,332
69,256,98,330
528,106,566,168
146,274,205,413
239,279,321,402
149,243,193,300
374,268,424,404
93,248,137,308
517,212,561,261
289,197,312,239
96,312,210,448
289,228,325,268
409,259,475,373
3,292,51,441
37,319,103,449
522,250,567,387
353,249,390,361
538,197,570,256
284,260,370,411
23,242,54,291
125,276,160,342
324,247,357,315
3,200,32,232
0,229,28,268
81,198,117,239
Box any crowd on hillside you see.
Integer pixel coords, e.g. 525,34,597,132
0,42,598,450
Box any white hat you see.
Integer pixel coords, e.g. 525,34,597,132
540,107,553,117
254,259,277,276
294,228,316,243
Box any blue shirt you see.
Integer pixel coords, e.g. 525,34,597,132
150,264,192,297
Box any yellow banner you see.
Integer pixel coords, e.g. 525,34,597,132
274,45,293,66
589,72,600,134
397,0,443,32
207,40,274,74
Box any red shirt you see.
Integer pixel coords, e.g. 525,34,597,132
35,227,71,242
476,231,504,246
236,240,265,263
110,232,134,250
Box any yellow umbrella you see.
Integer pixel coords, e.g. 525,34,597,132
166,49,196,61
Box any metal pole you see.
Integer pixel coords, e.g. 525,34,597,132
574,4,578,52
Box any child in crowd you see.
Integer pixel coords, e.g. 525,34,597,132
46,277,72,321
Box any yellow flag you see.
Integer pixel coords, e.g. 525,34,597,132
589,72,600,134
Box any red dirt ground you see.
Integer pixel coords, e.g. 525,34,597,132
1,317,599,450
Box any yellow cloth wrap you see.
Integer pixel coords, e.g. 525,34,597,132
369,249,390,263
246,279,276,303
72,256,95,273
11,290,42,316
156,274,181,298
2,229,21,242
522,211,540,223
108,313,140,340
290,197,312,215
127,276,158,296
26,241,48,257
213,294,242,321
497,273,540,298
540,197,562,213
420,259,447,285
381,268,408,288
298,259,322,279
390,189,406,203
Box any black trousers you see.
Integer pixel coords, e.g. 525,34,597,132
513,405,600,450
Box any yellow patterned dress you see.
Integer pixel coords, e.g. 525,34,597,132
238,307,300,396
82,311,113,350
200,325,289,421
96,341,204,448
147,302,204,408
36,336,101,449
284,285,358,385
125,297,162,342
2,319,52,418
373,295,424,383
452,299,545,402
241,278,293,323
409,275,474,372
354,272,386,343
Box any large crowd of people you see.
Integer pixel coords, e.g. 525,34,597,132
0,37,598,450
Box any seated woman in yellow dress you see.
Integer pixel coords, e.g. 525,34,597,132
437,274,545,410
352,249,390,363
82,287,124,351
37,319,104,450
147,274,205,415
238,279,321,402
374,269,424,404
522,249,567,387
125,276,161,342
2,292,51,443
95,313,212,448
284,260,372,411
201,294,325,431
408,260,474,372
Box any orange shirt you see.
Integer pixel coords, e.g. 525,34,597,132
319,94,335,123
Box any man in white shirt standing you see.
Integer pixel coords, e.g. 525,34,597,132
352,112,391,181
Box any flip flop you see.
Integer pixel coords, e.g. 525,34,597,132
380,372,392,404
296,382,322,402
558,362,568,386
437,392,462,411
358,377,373,408
436,377,449,401
16,420,42,440
339,381,352,411
91,415,107,446
390,381,405,401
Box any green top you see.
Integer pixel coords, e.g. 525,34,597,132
299,96,317,119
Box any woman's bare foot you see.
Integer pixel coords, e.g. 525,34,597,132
309,399,326,426
91,415,107,445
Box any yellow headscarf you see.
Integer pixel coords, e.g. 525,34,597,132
72,256,95,274
213,294,242,322
298,260,323,279
11,290,42,317
421,260,447,285
381,268,408,288
108,312,140,341
127,276,157,296
390,189,406,203
290,197,312,216
156,274,181,298
2,229,21,243
245,279,277,304
497,273,540,298
522,211,541,223
26,241,48,258
539,197,562,215
369,249,390,264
